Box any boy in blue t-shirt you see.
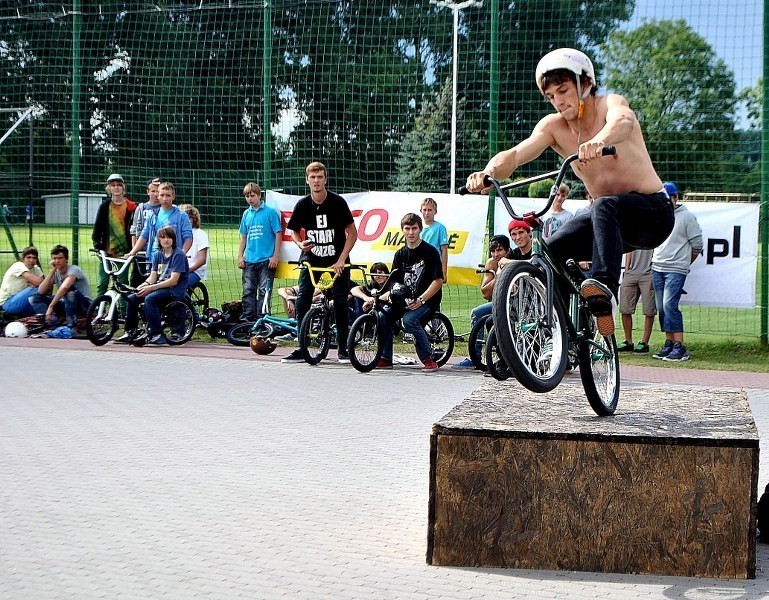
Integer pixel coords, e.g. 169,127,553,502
237,182,283,321
419,197,448,282
117,226,189,346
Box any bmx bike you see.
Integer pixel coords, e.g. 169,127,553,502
225,280,300,347
346,269,455,373
85,250,196,346
460,147,620,416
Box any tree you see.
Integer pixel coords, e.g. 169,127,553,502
739,78,762,130
601,20,737,191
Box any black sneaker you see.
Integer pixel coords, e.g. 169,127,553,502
337,350,350,364
113,332,132,344
281,349,305,363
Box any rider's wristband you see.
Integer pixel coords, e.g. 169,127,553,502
418,296,425,305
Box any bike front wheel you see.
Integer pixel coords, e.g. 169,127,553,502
162,299,196,345
85,294,119,346
578,311,620,416
347,311,383,373
424,312,454,366
492,262,568,392
299,306,331,365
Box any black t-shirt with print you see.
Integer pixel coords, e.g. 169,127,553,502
392,240,443,309
506,246,532,260
286,191,354,268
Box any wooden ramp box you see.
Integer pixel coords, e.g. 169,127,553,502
427,382,759,579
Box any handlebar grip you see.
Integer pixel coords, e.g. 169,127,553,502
602,145,617,156
457,175,494,196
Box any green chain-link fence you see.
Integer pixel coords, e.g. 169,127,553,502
0,0,764,340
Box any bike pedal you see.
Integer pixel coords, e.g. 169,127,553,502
565,259,586,283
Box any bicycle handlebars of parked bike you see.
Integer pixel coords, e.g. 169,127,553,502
456,146,616,220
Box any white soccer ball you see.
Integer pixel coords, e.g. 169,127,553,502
4,321,29,338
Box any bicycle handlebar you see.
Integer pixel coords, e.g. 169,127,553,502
456,146,616,221
90,248,136,277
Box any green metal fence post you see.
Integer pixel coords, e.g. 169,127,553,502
761,0,769,346
263,0,272,190
70,1,81,262
487,0,499,236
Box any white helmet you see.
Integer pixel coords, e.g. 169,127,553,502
535,48,596,99
5,321,29,338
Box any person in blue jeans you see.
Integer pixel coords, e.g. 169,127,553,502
0,246,44,317
464,48,675,338
115,226,189,346
651,182,703,362
377,213,444,372
29,245,92,329
452,234,511,369
237,182,283,322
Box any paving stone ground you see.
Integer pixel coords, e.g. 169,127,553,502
1,339,768,599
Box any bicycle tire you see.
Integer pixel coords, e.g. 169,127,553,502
162,298,196,345
485,326,511,381
187,281,209,320
226,321,254,346
492,262,568,392
85,294,119,346
425,312,454,366
578,310,620,416
299,306,331,365
468,313,492,371
347,311,383,373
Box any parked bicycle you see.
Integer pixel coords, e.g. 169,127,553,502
346,268,454,373
226,280,299,347
85,249,196,346
292,260,366,365
460,147,619,416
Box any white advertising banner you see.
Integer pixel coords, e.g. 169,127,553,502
492,197,759,308
268,190,489,285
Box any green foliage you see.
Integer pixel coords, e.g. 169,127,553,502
739,78,763,130
601,19,738,192
528,178,554,198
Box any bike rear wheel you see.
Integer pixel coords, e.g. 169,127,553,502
468,313,492,371
300,306,331,365
492,262,568,392
162,299,196,345
424,312,454,366
86,294,119,346
485,326,511,381
578,311,620,416
226,322,253,346
347,311,383,373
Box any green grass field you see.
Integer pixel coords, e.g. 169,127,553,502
3,223,768,371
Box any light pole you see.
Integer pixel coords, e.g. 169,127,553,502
430,0,482,194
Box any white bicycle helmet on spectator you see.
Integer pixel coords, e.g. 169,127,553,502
5,321,29,338
535,48,596,100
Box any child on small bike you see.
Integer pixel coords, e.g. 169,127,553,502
350,262,390,314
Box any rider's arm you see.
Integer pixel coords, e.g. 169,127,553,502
579,94,635,160
469,124,555,192
188,247,208,272
45,272,77,318
126,236,147,257
37,264,57,296
22,269,44,287
417,277,443,305
268,231,281,270
238,234,247,269
480,257,498,301
350,285,373,302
